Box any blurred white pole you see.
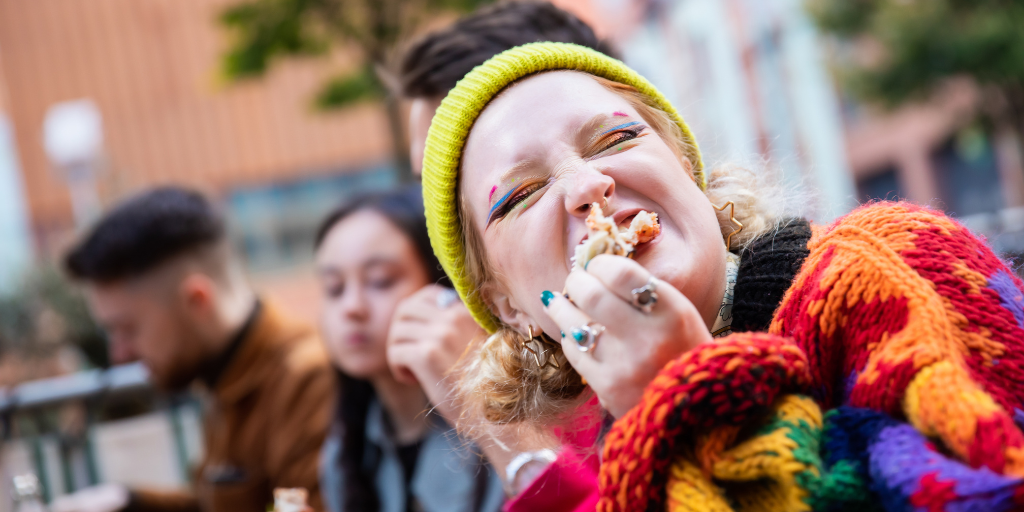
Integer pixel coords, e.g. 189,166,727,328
0,115,32,294
776,0,858,220
43,99,104,230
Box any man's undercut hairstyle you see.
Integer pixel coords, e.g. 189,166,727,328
65,187,227,283
399,1,617,98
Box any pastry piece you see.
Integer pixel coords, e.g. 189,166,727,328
273,488,309,512
572,203,660,270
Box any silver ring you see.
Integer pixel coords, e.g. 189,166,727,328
569,323,605,353
631,276,659,313
436,288,461,309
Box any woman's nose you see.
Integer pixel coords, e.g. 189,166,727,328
565,170,615,217
339,285,369,320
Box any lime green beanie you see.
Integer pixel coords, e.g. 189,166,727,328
421,42,703,332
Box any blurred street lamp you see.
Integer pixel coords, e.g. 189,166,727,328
43,99,104,229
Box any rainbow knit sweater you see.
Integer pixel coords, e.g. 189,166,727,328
598,202,1024,512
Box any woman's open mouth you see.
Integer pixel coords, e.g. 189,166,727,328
631,226,660,260
617,211,661,260
570,205,662,269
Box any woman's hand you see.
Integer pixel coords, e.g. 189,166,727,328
386,284,486,422
542,254,713,418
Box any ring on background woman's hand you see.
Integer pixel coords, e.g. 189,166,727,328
631,276,659,313
436,288,461,309
570,323,606,353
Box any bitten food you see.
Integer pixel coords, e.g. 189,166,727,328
572,203,660,270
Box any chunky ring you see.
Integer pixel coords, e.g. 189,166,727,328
436,288,461,309
631,276,659,313
570,323,606,353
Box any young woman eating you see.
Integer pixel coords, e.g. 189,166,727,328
314,186,505,512
420,43,1024,511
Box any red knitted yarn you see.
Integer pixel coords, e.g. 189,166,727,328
597,333,810,512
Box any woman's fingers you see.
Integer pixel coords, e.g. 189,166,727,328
563,265,647,327
387,316,436,346
583,254,653,304
392,286,445,323
582,254,692,321
541,292,600,374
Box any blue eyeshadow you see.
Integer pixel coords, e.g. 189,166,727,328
488,187,518,217
599,121,640,135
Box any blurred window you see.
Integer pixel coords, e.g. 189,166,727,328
932,128,1003,217
227,165,396,272
857,166,904,203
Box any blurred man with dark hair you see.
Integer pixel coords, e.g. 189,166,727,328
54,187,332,512
400,0,615,176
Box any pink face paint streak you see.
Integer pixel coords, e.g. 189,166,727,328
488,185,497,202
613,111,629,117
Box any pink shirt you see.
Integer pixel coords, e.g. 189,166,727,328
503,448,599,512
504,402,603,512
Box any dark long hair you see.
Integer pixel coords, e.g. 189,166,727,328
314,184,448,512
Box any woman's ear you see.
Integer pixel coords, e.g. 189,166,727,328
682,157,695,183
488,289,534,335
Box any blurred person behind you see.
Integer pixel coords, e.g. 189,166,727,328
400,1,617,178
54,187,332,512
314,185,504,512
385,2,613,508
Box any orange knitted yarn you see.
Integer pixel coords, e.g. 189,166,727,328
598,202,1024,512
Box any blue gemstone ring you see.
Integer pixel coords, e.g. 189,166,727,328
570,323,606,353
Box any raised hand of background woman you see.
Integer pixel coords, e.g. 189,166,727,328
541,254,713,418
386,284,486,422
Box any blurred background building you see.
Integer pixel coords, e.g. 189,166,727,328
593,0,858,219
1,0,1022,508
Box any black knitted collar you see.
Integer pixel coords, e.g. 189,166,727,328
730,219,813,333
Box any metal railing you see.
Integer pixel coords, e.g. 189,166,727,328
1,363,196,502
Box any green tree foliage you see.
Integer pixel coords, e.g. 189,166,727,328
0,266,107,369
807,0,1024,137
220,0,492,182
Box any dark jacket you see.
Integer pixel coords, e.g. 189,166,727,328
319,398,505,512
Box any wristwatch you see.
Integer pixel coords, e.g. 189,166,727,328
505,448,557,496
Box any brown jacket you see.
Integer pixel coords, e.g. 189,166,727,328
129,302,334,512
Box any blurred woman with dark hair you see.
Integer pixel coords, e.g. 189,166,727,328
313,185,504,512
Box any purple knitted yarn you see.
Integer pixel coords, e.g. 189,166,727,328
869,424,1022,512
989,270,1024,329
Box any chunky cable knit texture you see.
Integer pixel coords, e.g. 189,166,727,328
599,202,1024,512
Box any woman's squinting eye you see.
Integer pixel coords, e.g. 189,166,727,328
324,280,345,299
368,276,398,290
593,123,648,156
487,180,546,225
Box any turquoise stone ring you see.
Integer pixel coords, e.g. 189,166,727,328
570,323,605,353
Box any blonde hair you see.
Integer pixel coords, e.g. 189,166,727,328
454,74,803,427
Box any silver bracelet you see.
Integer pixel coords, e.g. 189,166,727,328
505,449,557,495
